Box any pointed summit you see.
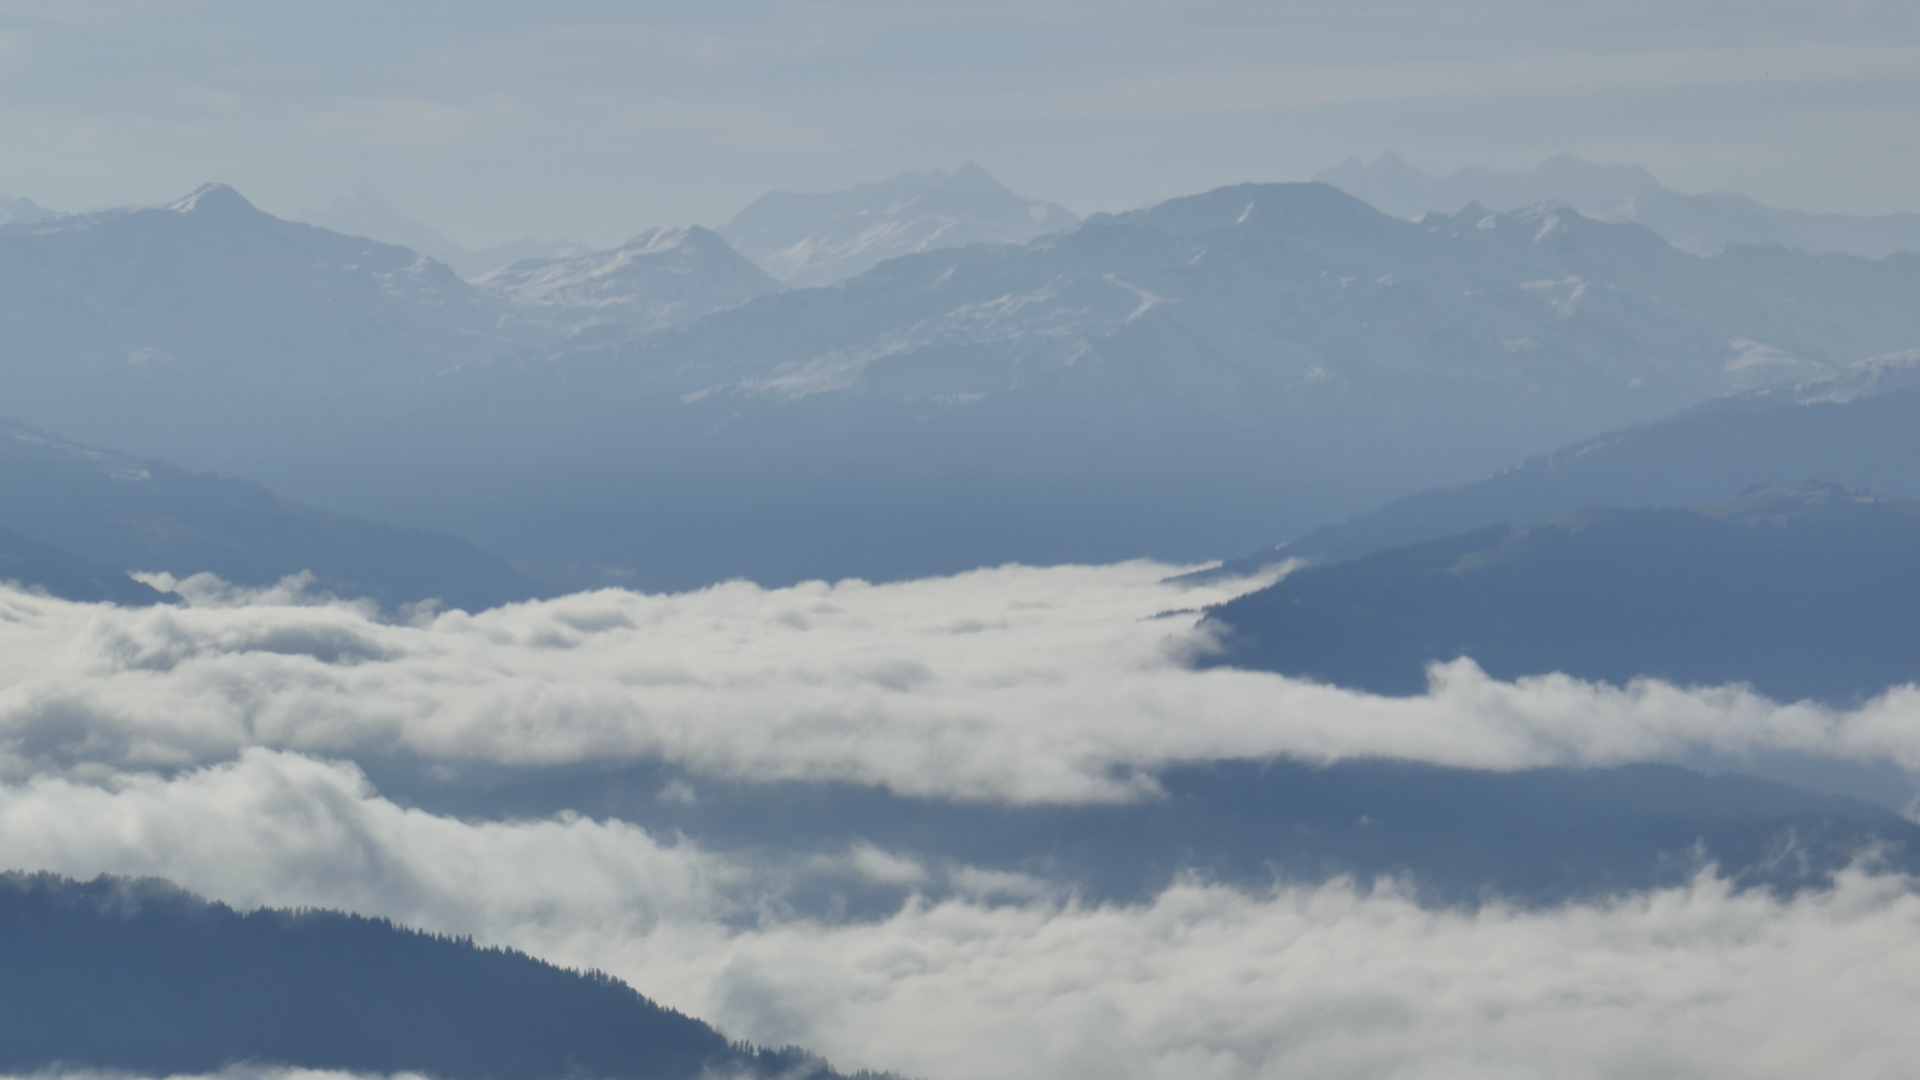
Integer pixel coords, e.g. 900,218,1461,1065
167,183,258,217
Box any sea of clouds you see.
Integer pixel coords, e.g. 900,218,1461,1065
5,564,1920,1079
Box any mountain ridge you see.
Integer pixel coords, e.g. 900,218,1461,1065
1319,152,1920,258
0,416,546,611
1202,481,1920,705
0,870,884,1080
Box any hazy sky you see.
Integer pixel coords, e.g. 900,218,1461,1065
0,0,1915,247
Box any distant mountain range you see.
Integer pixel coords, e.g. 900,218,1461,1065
0,417,543,610
0,871,876,1080
717,162,1079,287
430,181,1920,587
1319,152,1920,259
1202,481,1920,705
5,176,1920,588
292,185,590,279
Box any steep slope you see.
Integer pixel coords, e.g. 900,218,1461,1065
1202,483,1920,704
1208,352,1920,574
718,162,1079,286
477,226,781,333
0,872,873,1080
1320,152,1920,258
0,418,544,611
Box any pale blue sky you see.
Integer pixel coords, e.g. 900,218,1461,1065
0,0,1914,247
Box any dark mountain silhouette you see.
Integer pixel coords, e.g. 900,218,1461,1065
0,871,884,1080
422,757,1920,910
0,417,544,611
1201,482,1920,705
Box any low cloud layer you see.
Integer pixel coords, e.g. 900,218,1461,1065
2,750,1919,1080
0,566,1917,802
9,565,1920,1077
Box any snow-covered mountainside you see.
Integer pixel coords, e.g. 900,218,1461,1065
718,162,1079,287
1319,152,1920,258
294,185,589,279
476,226,781,333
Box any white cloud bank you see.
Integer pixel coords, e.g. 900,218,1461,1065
2,565,1919,803
1,749,1919,1080
8,564,1920,1076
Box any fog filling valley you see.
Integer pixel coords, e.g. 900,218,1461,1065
7,565,1920,1078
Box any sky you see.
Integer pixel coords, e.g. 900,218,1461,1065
0,0,1916,248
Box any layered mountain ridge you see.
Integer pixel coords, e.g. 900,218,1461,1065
3,176,1919,588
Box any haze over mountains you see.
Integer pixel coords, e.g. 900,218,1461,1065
0,417,542,610
0,196,56,227
293,185,590,279
1209,351,1920,576
475,225,782,334
7,155,1920,1077
1321,152,1920,259
363,181,1920,587
5,171,1920,590
716,162,1081,287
